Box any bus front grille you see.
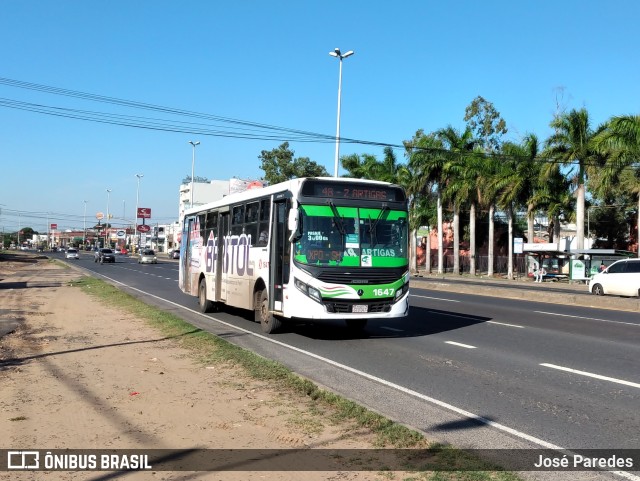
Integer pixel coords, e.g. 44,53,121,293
317,270,400,285
325,300,392,314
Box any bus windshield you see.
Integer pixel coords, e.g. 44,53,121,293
293,204,408,268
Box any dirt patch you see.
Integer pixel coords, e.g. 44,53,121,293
0,258,418,480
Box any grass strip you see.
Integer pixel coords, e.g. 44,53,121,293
73,275,522,481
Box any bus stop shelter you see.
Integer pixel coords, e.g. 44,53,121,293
522,244,635,282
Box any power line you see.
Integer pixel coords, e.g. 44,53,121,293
0,77,637,171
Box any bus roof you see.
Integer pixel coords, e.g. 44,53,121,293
184,177,404,216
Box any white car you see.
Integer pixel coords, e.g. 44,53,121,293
65,248,80,260
138,249,157,264
589,259,640,297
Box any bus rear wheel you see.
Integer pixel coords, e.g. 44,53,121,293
255,289,281,334
198,279,214,313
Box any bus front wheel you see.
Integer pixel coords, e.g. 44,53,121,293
198,279,214,313
255,289,281,334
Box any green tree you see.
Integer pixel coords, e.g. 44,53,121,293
538,160,574,243
181,175,210,184
464,96,508,153
494,136,541,279
464,97,508,276
592,114,640,255
446,150,488,275
545,108,603,250
404,130,448,273
259,142,329,184
396,149,437,273
341,147,402,183
437,126,478,275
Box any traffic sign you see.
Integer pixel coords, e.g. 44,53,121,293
96,212,104,220
50,224,57,230
137,224,151,233
137,208,151,219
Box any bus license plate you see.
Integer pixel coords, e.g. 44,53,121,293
352,305,368,313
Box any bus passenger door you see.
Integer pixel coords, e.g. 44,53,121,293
216,211,229,302
269,197,291,313
181,217,195,295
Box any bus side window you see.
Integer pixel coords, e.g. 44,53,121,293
246,202,259,223
244,202,260,245
198,213,206,239
245,224,258,245
231,205,244,236
232,205,244,224
256,199,271,246
205,211,217,242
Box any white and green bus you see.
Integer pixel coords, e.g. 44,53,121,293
179,177,410,333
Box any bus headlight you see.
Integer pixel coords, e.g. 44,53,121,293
294,278,322,303
308,286,322,302
394,278,409,301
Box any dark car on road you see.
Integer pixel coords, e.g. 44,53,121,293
168,249,180,259
94,248,116,263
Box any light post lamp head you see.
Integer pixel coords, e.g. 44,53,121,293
328,47,355,177
188,141,200,208
329,48,354,60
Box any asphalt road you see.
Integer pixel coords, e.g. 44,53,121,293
30,252,640,480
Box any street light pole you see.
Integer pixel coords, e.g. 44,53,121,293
329,47,354,178
106,189,112,248
135,173,143,252
189,141,200,208
83,200,87,247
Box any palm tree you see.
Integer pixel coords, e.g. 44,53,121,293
463,97,508,276
517,134,544,243
593,115,640,256
404,130,447,273
538,161,575,244
545,108,602,250
437,126,479,275
397,160,435,273
472,153,503,277
341,147,403,184
493,136,541,279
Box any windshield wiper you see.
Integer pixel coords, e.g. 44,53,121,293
367,205,389,246
368,205,389,233
329,202,346,235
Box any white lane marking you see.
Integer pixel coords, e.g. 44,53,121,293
380,326,403,332
535,311,640,327
78,267,640,481
410,294,460,303
487,321,524,329
445,341,476,349
541,363,640,389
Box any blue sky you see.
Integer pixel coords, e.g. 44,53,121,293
1,1,639,233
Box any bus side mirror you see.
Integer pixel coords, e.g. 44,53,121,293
288,208,302,243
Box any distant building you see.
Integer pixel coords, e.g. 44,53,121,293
178,178,265,226
179,179,230,221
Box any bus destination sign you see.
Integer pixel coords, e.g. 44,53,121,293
303,181,404,202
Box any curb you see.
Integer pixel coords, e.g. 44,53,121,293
412,275,640,313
